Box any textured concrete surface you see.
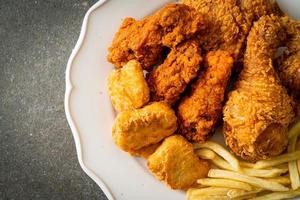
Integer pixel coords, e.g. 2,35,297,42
0,0,108,199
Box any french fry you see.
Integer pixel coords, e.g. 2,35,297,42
232,194,257,200
240,161,255,168
212,155,287,177
265,176,291,185
288,133,300,190
250,189,300,200
227,188,263,198
288,120,300,139
197,178,253,191
241,168,288,178
253,151,300,169
208,169,289,191
186,187,231,200
196,149,216,160
194,141,240,171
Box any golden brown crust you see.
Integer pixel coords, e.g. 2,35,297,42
147,39,202,105
147,135,210,189
223,15,295,162
107,3,205,70
177,50,234,143
108,60,150,112
276,18,300,109
112,102,177,153
129,143,161,159
181,0,248,59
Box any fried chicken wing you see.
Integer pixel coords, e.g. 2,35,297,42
147,135,210,189
223,15,295,162
107,3,205,70
177,50,234,143
276,18,300,115
112,102,177,153
181,0,248,58
147,39,202,105
108,60,150,112
181,0,282,59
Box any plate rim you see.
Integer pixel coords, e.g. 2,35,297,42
64,1,115,199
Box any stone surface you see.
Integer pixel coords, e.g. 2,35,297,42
0,0,108,199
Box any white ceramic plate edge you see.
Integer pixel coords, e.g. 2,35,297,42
64,1,115,199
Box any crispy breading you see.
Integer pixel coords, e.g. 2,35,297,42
112,102,177,153
181,0,248,59
181,0,282,59
223,15,295,162
177,50,234,143
276,18,300,114
147,39,202,105
129,143,161,159
108,60,150,112
147,135,210,189
107,3,205,70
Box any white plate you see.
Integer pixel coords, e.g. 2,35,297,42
65,1,300,200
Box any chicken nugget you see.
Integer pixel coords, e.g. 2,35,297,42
108,60,149,112
112,102,177,153
148,135,210,190
129,143,161,159
147,39,202,105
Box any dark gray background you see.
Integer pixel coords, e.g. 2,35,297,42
1,0,108,199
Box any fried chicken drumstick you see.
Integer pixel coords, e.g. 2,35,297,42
177,50,234,142
107,3,205,70
276,18,300,116
223,15,295,162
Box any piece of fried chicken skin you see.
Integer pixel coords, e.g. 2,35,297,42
276,17,300,116
107,3,205,70
148,135,210,190
177,50,234,143
147,39,202,105
223,15,295,162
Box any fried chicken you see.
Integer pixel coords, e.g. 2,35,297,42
223,15,295,162
181,0,282,59
147,39,202,105
181,0,247,59
177,50,234,143
112,102,177,154
107,3,205,70
148,135,210,189
276,18,300,116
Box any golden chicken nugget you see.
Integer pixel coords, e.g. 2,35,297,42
148,135,210,189
112,102,177,153
108,60,150,112
130,143,161,159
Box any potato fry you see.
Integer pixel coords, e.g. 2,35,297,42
250,189,300,200
288,120,300,139
240,161,255,168
194,141,240,171
227,188,263,198
212,155,287,177
241,168,288,178
297,140,300,175
208,169,289,191
265,176,291,185
288,134,300,190
196,149,216,160
253,151,300,169
197,178,253,191
233,194,257,200
186,187,231,198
